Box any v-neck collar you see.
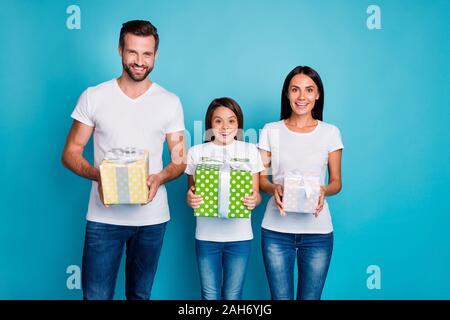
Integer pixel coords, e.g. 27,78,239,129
114,78,155,102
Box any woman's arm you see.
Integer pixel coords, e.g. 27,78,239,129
258,149,285,215
325,149,343,196
315,149,343,216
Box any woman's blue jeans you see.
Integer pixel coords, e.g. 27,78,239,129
261,228,333,300
195,239,252,300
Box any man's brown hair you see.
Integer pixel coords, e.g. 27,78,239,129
119,20,159,51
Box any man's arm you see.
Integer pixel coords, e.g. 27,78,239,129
146,130,187,202
159,130,187,184
61,120,99,181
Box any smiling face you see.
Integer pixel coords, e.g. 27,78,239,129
119,33,156,82
287,73,320,117
211,106,239,145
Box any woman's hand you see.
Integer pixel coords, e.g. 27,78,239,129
186,185,204,209
314,186,327,218
273,184,285,216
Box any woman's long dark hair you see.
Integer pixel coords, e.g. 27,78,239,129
280,66,324,121
204,97,244,142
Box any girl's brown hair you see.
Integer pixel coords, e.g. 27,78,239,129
204,97,244,142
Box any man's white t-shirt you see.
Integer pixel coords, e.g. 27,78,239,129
258,120,344,234
71,79,185,226
185,140,265,242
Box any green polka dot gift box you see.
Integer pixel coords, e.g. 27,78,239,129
194,162,253,218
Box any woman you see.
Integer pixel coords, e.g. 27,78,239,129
258,66,343,300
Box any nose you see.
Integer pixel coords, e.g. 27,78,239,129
136,54,144,66
299,90,307,100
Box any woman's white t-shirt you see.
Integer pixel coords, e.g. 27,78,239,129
185,140,264,242
258,120,344,234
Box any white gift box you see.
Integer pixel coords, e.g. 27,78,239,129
283,173,320,214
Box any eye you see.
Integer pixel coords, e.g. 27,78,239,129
229,119,236,124
307,88,313,93
290,87,298,93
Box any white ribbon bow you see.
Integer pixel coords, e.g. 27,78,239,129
104,147,146,164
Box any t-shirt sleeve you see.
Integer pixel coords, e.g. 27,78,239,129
258,124,271,152
165,96,185,134
250,144,265,174
328,126,344,153
71,89,95,127
185,147,197,176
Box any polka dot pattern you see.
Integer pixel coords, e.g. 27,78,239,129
99,151,149,205
194,164,253,219
228,169,252,218
194,163,221,217
283,177,320,214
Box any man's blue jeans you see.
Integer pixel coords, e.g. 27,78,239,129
195,239,252,300
82,220,167,300
261,228,333,300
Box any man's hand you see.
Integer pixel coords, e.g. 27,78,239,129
144,174,162,204
97,179,110,208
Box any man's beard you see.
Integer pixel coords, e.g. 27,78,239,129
122,61,153,82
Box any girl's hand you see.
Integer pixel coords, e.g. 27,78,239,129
243,190,259,211
186,185,204,209
314,186,326,218
273,184,285,216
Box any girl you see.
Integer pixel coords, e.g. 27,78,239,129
258,66,344,300
185,97,264,300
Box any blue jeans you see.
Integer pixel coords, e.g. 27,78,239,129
82,220,167,300
261,228,333,300
196,239,252,300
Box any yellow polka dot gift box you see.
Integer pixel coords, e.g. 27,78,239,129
194,160,253,219
99,148,149,205
282,171,321,214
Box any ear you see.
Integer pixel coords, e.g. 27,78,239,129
118,46,123,57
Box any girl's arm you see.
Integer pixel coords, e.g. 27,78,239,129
186,174,204,209
242,173,262,210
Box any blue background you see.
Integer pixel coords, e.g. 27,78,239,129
1,0,449,299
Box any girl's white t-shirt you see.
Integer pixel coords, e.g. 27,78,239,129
185,140,264,242
258,120,344,234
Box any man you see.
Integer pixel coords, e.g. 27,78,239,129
62,20,186,300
